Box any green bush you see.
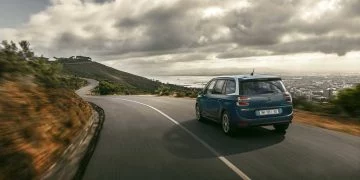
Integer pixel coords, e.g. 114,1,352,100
334,84,360,118
173,92,184,97
59,76,88,90
155,85,171,96
185,89,200,98
93,80,133,95
155,84,200,98
293,96,318,111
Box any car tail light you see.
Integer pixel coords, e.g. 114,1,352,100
237,96,250,106
284,92,292,103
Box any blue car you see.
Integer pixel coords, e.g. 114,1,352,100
196,75,293,135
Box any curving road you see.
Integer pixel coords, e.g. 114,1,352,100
77,80,360,180
75,78,99,96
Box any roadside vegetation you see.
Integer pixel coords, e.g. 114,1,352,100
90,79,200,97
293,85,360,120
292,85,360,136
154,84,199,98
0,41,92,179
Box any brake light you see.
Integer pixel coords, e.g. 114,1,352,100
284,92,292,103
237,96,250,106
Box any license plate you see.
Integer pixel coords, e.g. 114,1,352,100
258,109,279,116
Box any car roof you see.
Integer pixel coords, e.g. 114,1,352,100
215,74,281,80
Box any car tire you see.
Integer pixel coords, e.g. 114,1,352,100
222,111,236,136
196,104,204,122
273,123,289,133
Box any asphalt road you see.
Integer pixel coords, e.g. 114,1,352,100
78,80,360,180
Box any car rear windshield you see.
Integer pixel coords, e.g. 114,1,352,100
239,79,285,95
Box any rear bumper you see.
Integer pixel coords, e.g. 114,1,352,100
233,113,293,128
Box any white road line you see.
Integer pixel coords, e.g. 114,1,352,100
120,98,251,180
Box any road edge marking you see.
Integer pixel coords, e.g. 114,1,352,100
119,98,251,180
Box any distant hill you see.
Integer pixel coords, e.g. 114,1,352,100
59,59,162,93
57,58,195,94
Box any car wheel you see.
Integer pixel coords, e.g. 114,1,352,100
273,123,289,133
222,112,236,136
196,104,204,122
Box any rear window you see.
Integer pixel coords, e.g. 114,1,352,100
239,79,285,95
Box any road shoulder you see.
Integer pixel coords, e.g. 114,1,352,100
42,102,105,179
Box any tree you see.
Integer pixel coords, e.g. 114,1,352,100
19,40,34,60
0,41,29,77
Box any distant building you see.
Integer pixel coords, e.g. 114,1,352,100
75,56,92,61
325,88,337,99
312,96,328,103
312,90,323,96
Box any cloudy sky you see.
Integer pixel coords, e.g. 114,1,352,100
1,0,359,76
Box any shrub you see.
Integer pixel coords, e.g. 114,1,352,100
293,96,335,113
59,76,88,90
93,80,130,95
173,92,185,97
334,84,360,118
29,60,63,88
155,84,171,96
155,84,200,98
0,40,65,88
0,41,31,78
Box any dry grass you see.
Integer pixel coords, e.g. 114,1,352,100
0,77,92,179
294,110,360,136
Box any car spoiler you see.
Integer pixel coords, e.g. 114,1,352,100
240,78,282,82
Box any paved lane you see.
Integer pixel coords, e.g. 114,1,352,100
117,96,360,180
78,81,360,180
81,96,240,180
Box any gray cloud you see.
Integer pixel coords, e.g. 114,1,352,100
93,0,113,3
225,0,296,46
2,0,360,62
113,0,201,52
114,52,208,66
343,0,360,16
270,36,360,56
216,48,272,59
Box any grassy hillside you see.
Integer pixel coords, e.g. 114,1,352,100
59,58,200,97
0,41,92,179
61,61,161,93
0,79,92,179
